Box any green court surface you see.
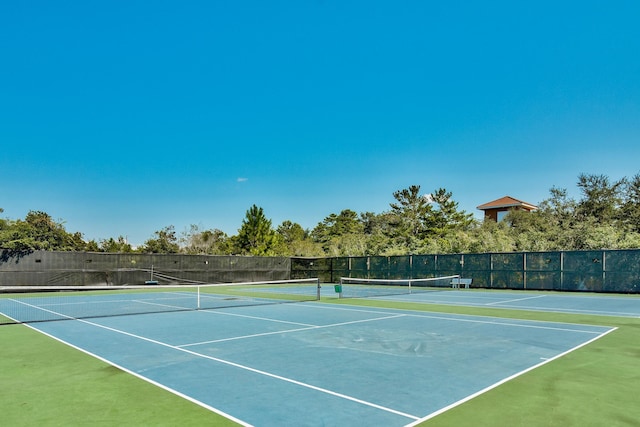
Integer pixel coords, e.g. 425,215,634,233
1,289,639,426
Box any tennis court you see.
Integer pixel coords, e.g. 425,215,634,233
340,288,640,318
2,282,615,426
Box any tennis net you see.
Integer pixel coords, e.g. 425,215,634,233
337,275,460,298
0,278,320,325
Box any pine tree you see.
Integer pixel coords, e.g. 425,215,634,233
236,205,278,255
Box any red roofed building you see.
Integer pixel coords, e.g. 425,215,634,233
477,196,538,222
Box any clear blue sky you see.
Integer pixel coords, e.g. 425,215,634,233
1,1,639,246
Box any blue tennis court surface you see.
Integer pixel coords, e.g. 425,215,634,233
26,301,614,426
351,288,640,318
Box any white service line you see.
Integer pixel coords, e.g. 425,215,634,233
178,313,407,347
196,308,317,327
485,294,548,305
291,302,610,334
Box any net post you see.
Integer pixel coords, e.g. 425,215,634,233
197,285,201,310
409,279,412,294
316,278,321,300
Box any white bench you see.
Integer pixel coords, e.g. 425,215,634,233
450,278,472,289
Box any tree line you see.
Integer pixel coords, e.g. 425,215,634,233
2,173,640,256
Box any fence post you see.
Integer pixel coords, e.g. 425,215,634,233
410,254,413,279
523,252,527,290
560,251,565,290
603,250,607,290
490,253,494,288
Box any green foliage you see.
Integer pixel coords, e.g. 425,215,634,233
275,221,323,256
181,225,231,255
620,173,640,233
0,210,86,251
311,209,366,255
3,172,640,256
235,205,279,256
576,173,624,224
85,240,100,252
277,220,306,243
389,185,432,240
383,186,476,254
141,226,180,253
466,220,517,253
429,188,475,234
100,236,134,253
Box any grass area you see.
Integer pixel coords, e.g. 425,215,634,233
1,294,638,426
0,324,236,426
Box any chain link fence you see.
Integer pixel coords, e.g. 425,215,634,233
0,251,291,286
292,249,640,293
2,249,639,293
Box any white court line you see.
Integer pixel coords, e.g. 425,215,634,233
35,292,196,308
482,303,640,317
362,293,640,317
34,296,197,315
404,326,618,426
195,308,317,327
485,294,548,306
294,302,611,334
178,313,407,347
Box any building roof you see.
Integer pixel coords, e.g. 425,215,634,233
476,196,538,211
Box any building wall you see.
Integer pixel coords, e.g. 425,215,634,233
483,208,502,221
